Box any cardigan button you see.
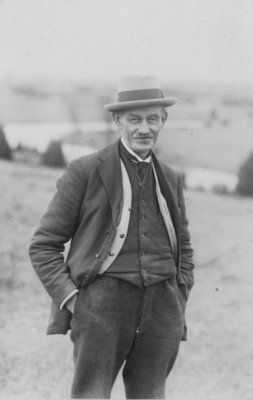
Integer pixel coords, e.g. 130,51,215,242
95,253,100,259
81,274,90,286
109,251,115,256
119,233,125,238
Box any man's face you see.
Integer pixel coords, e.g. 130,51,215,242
114,106,167,159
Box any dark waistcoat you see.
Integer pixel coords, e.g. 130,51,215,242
105,145,177,286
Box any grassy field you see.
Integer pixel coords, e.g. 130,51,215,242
0,159,253,399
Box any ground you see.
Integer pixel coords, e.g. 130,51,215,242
0,159,253,399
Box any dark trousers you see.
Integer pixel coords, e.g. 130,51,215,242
70,276,186,399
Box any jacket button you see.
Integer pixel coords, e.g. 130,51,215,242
109,251,115,256
119,233,125,238
95,253,100,258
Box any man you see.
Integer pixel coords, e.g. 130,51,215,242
29,75,194,399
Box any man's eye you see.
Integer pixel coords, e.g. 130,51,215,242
130,118,139,123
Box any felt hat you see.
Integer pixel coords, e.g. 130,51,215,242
104,75,177,112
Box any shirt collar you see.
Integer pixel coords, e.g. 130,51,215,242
120,138,151,163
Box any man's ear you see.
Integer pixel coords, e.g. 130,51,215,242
162,109,168,125
112,112,121,126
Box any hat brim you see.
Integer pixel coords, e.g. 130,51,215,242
104,97,177,112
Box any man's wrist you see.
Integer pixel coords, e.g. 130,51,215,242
60,289,79,310
65,294,78,314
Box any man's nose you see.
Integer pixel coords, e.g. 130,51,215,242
138,121,149,133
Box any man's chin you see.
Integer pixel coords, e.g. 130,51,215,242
132,140,153,151
132,144,152,156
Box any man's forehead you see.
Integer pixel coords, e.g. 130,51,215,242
121,106,164,117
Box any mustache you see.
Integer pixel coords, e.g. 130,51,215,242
131,128,155,137
133,135,153,139
132,131,154,137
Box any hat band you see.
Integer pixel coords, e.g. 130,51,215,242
118,88,164,102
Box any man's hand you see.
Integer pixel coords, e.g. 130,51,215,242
65,294,78,314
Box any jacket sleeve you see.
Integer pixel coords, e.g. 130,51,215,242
178,176,195,298
29,160,87,307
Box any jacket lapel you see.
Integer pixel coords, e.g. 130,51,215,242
97,141,123,226
152,154,181,245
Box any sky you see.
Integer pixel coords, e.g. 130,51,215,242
0,0,253,85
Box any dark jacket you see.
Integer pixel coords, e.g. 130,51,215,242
29,141,194,335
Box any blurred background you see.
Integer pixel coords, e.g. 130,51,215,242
0,0,253,399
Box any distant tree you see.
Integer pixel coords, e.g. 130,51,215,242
0,125,12,160
236,150,253,197
42,140,66,168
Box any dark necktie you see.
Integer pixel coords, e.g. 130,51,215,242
128,156,149,180
137,161,148,180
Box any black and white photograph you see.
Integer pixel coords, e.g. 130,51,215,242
0,0,253,399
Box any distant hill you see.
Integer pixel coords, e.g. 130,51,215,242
158,123,253,174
